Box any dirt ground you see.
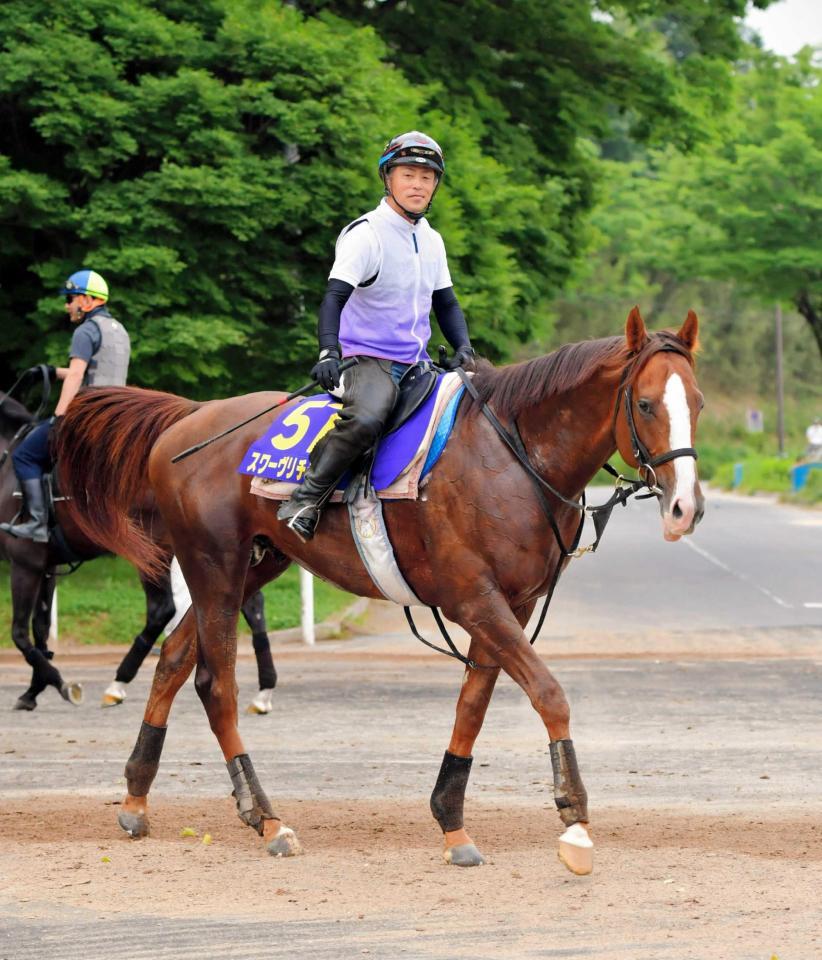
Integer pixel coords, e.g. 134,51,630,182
1,602,821,960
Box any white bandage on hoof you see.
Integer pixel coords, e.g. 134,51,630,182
558,823,593,876
102,680,128,707
247,688,274,715
267,825,303,858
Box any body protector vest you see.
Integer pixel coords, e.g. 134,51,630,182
87,313,130,386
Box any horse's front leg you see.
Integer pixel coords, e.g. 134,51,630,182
433,602,534,867
432,645,500,867
446,594,593,876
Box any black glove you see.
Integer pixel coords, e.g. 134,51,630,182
437,344,475,371
311,348,343,391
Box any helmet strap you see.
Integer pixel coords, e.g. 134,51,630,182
383,174,441,223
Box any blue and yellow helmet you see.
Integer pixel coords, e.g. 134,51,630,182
61,269,109,301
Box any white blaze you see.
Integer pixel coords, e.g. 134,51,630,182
663,373,696,506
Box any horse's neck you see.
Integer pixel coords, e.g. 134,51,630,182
517,380,617,498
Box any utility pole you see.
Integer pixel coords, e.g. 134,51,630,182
775,302,785,457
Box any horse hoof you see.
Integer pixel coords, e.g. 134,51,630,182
557,823,593,876
13,695,37,712
444,843,485,867
60,681,84,706
246,688,274,715
118,810,150,839
266,825,302,858
101,681,127,707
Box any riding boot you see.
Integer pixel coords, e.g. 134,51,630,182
0,478,49,543
276,431,357,542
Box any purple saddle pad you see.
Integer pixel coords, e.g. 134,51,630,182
237,377,448,490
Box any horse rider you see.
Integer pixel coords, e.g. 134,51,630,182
277,131,474,541
0,269,130,543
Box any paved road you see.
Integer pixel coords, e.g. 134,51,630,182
545,484,822,636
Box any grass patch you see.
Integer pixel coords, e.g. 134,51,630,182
0,555,355,648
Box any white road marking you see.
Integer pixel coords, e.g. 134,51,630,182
683,538,792,608
804,602,822,609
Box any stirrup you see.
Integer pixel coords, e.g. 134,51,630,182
285,506,319,543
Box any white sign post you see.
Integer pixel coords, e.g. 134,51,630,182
300,568,315,646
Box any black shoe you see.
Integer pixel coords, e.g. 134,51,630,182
1,478,49,543
285,506,319,543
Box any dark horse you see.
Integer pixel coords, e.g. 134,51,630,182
56,308,704,875
0,391,275,712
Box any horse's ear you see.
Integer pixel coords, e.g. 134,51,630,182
676,310,699,351
625,306,648,353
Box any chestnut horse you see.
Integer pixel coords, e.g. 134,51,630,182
56,308,704,876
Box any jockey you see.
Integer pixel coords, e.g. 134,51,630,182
0,269,130,543
277,131,474,541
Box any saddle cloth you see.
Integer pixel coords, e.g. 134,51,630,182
245,372,465,503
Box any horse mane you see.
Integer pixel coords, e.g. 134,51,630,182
467,330,694,420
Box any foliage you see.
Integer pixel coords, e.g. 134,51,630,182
0,0,561,395
0,0,769,397
690,49,822,357
0,556,353,647
711,454,821,505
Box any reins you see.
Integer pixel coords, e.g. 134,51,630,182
405,349,698,670
0,364,53,470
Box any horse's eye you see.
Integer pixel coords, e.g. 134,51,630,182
637,398,653,416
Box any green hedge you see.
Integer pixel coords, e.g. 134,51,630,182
0,556,354,648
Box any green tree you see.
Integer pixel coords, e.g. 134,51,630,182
692,49,822,358
0,0,561,395
301,0,770,261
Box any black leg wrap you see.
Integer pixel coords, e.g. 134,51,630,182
430,751,473,833
124,722,167,797
252,633,277,690
549,739,589,827
227,754,276,835
115,634,156,684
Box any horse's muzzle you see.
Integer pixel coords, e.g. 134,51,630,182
660,485,704,541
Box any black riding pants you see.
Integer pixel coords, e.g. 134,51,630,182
301,356,402,497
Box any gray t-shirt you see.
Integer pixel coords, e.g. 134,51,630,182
69,313,105,363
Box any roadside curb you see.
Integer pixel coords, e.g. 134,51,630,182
0,597,372,661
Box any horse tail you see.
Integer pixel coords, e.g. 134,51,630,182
55,386,201,580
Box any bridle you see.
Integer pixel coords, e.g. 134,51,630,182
621,378,698,498
404,343,699,669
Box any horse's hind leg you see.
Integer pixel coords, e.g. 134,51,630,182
118,608,198,838
10,563,81,708
190,549,300,858
444,593,593,876
432,602,534,867
242,590,277,715
103,567,175,707
19,571,57,707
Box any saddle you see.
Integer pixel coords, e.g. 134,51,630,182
385,362,439,435
344,362,439,501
